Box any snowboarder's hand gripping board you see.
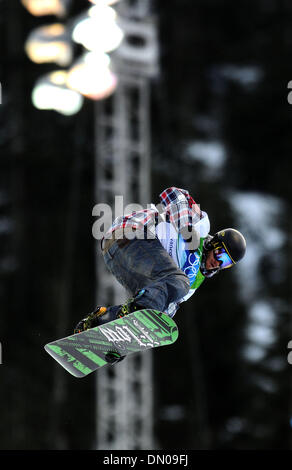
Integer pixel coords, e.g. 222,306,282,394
44,309,178,378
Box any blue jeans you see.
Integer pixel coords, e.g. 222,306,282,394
101,237,189,320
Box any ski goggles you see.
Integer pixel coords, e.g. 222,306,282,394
214,247,234,269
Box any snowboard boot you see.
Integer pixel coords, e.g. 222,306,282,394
74,290,148,365
74,289,147,334
115,289,147,319
74,306,108,334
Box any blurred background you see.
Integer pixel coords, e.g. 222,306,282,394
0,0,291,450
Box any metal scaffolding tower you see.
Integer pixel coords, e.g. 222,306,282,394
94,1,159,450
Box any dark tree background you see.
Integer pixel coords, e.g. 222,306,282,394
0,0,291,450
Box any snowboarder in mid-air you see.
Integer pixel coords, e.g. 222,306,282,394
75,187,246,336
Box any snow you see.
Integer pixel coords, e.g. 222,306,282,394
243,302,280,364
229,191,286,300
249,300,276,327
160,405,185,421
252,376,278,393
243,344,267,362
0,216,13,234
229,191,286,363
186,140,226,179
246,322,275,347
216,64,264,88
208,64,264,94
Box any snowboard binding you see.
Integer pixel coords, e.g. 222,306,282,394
74,306,107,334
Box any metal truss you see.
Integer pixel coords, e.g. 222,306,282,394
94,2,158,450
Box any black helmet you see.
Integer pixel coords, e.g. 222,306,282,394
205,228,246,268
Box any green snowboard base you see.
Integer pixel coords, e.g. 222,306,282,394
44,309,178,378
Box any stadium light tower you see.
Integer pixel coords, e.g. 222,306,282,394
72,3,124,53
21,0,71,17
24,23,73,66
67,52,118,101
32,70,83,116
94,0,159,450
22,0,121,115
22,0,159,450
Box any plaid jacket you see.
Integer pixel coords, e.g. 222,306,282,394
106,187,203,237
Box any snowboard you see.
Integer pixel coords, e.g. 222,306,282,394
44,309,178,378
